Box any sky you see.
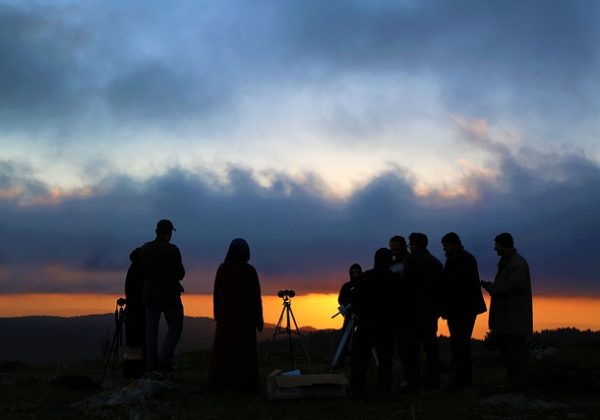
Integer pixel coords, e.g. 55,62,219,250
1,0,600,299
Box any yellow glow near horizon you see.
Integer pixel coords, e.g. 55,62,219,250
1,293,599,340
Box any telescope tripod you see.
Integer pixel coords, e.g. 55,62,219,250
265,295,312,372
330,313,379,372
102,299,125,382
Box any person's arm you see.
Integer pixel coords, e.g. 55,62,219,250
252,267,264,332
172,246,185,281
490,261,530,296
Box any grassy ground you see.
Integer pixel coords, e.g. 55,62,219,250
1,331,599,419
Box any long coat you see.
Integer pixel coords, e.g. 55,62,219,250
208,261,264,392
488,251,533,336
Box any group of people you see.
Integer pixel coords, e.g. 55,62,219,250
122,219,533,396
123,219,264,393
339,232,533,395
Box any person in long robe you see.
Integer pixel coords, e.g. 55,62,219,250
208,238,264,393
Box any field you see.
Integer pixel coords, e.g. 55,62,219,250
1,328,599,419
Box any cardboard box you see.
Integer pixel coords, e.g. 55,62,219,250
266,370,349,400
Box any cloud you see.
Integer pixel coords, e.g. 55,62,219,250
2,1,599,138
1,142,599,296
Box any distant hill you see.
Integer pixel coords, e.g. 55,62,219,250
0,314,318,365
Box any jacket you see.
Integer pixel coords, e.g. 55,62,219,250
488,251,533,335
139,237,185,305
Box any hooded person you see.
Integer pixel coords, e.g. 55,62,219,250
208,238,264,394
331,263,363,371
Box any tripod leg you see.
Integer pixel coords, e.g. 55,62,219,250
330,316,355,371
102,328,120,383
285,305,295,370
288,306,313,373
264,304,287,362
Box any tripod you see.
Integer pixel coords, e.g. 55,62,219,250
330,305,378,372
102,298,126,382
330,313,357,371
265,291,312,372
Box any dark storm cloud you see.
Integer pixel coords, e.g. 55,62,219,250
278,0,600,119
1,146,599,296
0,4,83,128
2,0,599,134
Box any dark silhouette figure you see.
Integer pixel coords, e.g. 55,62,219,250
389,235,408,276
139,219,185,371
388,235,414,389
481,233,533,392
123,247,146,378
209,238,264,394
338,263,362,309
331,263,362,370
440,232,487,389
404,232,444,389
338,263,362,328
350,248,397,395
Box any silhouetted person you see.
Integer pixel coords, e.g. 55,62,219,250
440,232,487,389
350,248,396,395
139,219,185,372
208,238,264,394
481,233,532,392
333,263,362,369
389,235,408,276
388,235,414,389
123,247,146,378
338,263,362,309
404,232,443,389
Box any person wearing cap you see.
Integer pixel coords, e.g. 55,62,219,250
139,219,186,372
481,233,533,392
440,232,487,389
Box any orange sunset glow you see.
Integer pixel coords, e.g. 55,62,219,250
1,293,598,340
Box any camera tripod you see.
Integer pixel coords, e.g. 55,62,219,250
330,305,378,372
101,298,126,382
264,290,312,372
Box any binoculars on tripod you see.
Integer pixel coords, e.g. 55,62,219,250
277,289,296,298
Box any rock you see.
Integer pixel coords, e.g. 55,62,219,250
481,393,570,411
73,378,174,411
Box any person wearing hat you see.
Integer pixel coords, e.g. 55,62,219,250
440,232,487,389
139,219,186,372
481,233,533,392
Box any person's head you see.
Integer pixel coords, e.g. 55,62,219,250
348,263,362,281
225,238,251,263
389,235,408,259
494,232,515,257
408,232,428,253
441,232,463,257
373,248,393,270
155,219,176,242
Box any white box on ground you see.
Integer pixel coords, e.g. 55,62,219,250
266,369,349,400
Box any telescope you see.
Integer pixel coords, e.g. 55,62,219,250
277,289,296,299
331,303,351,319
